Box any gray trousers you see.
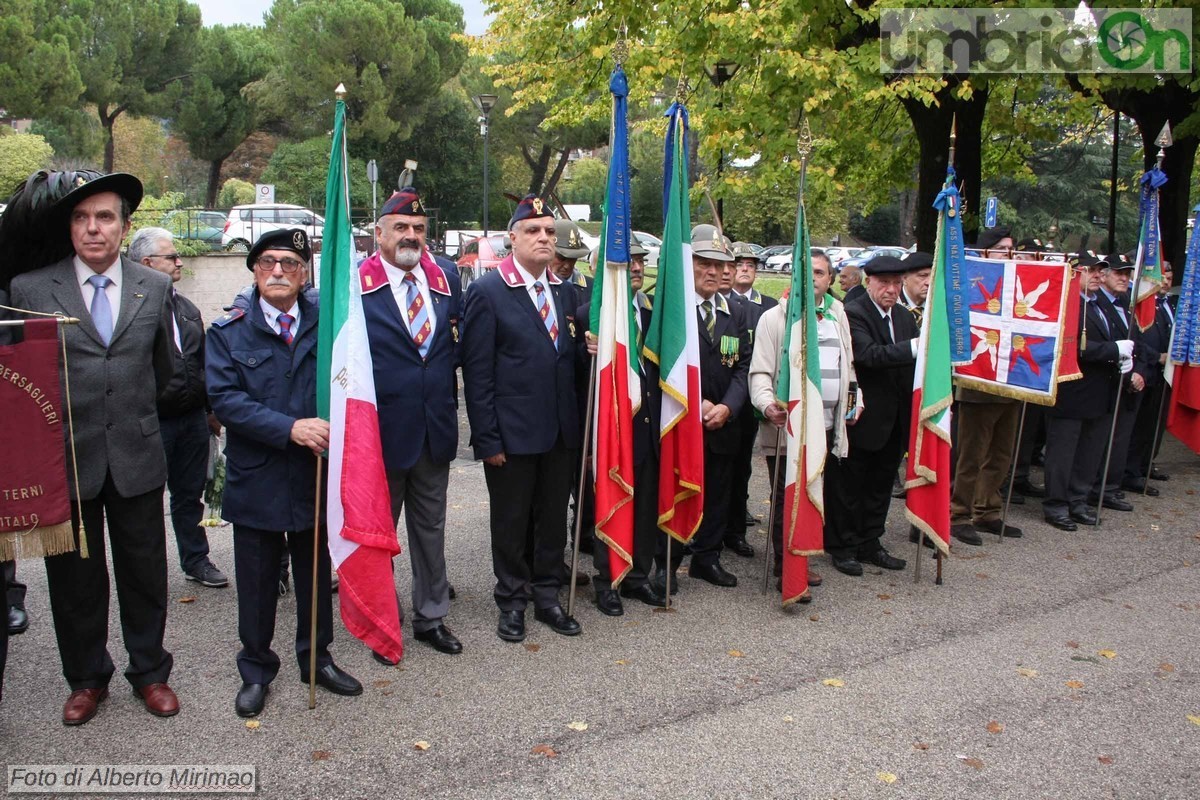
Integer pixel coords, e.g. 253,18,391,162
387,449,451,634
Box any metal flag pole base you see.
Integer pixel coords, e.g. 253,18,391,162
1094,396,1124,526
653,537,676,613
762,427,784,594
913,526,923,584
309,455,324,710
999,402,1029,542
1143,382,1169,495
935,551,943,585
567,359,599,619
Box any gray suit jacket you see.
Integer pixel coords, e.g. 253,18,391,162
9,256,175,500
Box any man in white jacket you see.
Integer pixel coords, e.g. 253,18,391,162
749,252,862,588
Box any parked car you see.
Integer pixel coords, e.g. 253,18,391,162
632,230,661,268
163,210,226,247
764,245,826,273
455,234,511,287
838,246,910,272
221,204,370,254
824,246,863,266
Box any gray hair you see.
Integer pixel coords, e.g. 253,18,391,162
127,227,174,263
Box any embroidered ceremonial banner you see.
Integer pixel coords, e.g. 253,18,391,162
951,256,1073,405
0,319,73,560
1057,267,1084,384
1166,201,1200,454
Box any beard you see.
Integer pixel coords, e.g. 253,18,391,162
394,245,421,267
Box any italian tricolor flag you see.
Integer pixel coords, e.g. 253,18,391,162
643,102,704,542
905,175,955,555
590,64,638,587
317,98,404,663
776,193,824,605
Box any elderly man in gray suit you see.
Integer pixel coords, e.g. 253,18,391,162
9,172,179,726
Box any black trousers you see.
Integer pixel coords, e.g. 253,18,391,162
160,410,212,573
3,560,24,609
1013,405,1046,484
1127,382,1169,481
1042,414,1111,517
1,558,8,702
1093,391,1142,497
765,430,839,564
725,409,758,543
688,442,735,568
233,525,333,685
835,423,905,558
45,474,172,691
484,437,574,611
594,449,659,588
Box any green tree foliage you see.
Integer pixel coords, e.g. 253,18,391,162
259,0,467,146
218,178,256,208
259,136,372,209
0,0,83,116
30,108,105,166
0,134,55,196
170,25,273,208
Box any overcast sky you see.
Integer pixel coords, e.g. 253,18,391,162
194,0,492,36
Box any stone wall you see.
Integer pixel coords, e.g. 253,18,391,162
175,253,254,324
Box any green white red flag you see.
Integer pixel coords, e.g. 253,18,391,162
317,98,404,663
643,102,704,542
589,64,638,586
775,192,824,605
905,173,955,555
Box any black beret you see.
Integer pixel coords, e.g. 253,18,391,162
246,228,312,271
902,251,934,270
1104,253,1133,271
508,194,554,230
380,187,425,217
862,254,909,275
974,227,1012,251
1069,251,1108,270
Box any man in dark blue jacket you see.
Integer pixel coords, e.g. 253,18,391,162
207,228,361,718
462,195,582,642
359,188,463,659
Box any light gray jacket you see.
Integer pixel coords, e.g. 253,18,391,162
10,256,174,500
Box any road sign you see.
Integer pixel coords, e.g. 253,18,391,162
255,183,275,204
984,196,999,228
367,160,378,183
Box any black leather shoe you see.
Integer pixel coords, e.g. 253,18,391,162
1013,479,1046,498
415,625,462,655
950,524,982,546
861,548,907,570
1005,492,1026,505
372,650,399,666
235,683,268,718
594,588,624,616
1045,514,1078,532
831,556,863,576
300,663,363,696
974,519,1023,538
497,610,526,642
1095,495,1133,512
1070,509,1099,526
688,561,738,587
534,605,582,636
1149,467,1170,481
619,582,667,607
560,563,591,586
8,606,29,635
744,511,759,527
1121,479,1159,496
448,584,457,600
651,569,679,596
724,537,756,558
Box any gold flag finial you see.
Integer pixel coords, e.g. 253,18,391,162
796,118,814,160
335,82,347,99
613,23,629,66
674,74,690,105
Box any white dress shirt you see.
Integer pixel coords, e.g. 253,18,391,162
74,255,122,324
382,255,436,340
259,297,301,336
514,258,559,324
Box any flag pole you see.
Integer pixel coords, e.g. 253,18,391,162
762,428,783,593
998,402,1028,542
1143,379,1169,494
309,455,323,709
567,355,598,617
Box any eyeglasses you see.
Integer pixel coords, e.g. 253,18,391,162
254,256,304,273
150,253,181,262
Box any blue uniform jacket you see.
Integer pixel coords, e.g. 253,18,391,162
206,290,321,531
359,251,462,470
462,255,581,459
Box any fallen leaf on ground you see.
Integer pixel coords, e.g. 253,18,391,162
312,751,331,761
615,659,628,666
877,594,892,600
809,614,820,622
975,573,989,579
1123,603,1135,609
245,720,260,730
1159,663,1175,673
822,678,845,688
1150,524,1161,531
1098,650,1117,659
1188,715,1200,727
882,610,893,615
567,721,588,731
524,643,541,653
179,596,196,604
1063,554,1076,561
1066,641,1080,649
914,742,929,751
957,755,984,770
372,680,392,688
1098,755,1114,765
531,744,558,758
986,721,1004,734
876,771,898,784
1065,680,1085,689
1016,667,1038,678
783,715,794,723
728,649,745,658
413,741,430,751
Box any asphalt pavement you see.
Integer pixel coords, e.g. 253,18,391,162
2,426,1198,799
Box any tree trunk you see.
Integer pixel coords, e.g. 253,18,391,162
526,145,553,196
98,105,117,173
541,148,572,198
205,156,226,209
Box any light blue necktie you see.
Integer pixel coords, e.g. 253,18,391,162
87,274,113,346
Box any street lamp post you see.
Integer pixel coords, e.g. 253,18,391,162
473,94,498,237
703,61,740,225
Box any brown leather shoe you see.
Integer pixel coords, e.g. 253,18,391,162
808,570,823,587
62,687,108,726
136,683,180,717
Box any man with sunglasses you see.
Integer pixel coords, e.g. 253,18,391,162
207,228,361,718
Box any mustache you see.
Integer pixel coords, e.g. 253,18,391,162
265,277,292,287
397,241,421,250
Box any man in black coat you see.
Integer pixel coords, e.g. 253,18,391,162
835,255,917,576
1124,262,1175,489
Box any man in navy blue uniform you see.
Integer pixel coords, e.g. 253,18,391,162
1125,261,1174,490
462,195,583,642
207,228,361,717
358,187,463,659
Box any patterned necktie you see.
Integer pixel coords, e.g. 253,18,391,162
404,272,431,358
87,274,113,346
533,281,558,344
701,299,714,339
278,312,295,345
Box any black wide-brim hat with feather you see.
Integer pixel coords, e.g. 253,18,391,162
48,171,143,219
